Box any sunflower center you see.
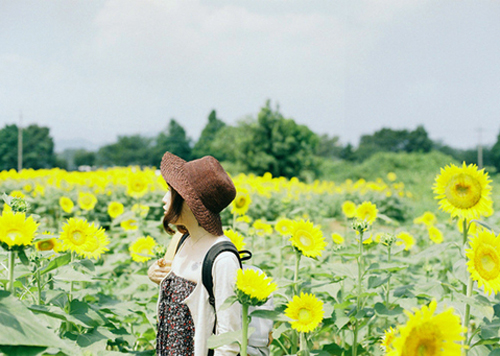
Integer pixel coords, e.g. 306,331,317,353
445,174,482,209
298,308,312,323
70,230,86,245
403,324,438,356
297,230,312,247
235,197,246,208
39,240,55,251
6,229,22,243
475,245,500,281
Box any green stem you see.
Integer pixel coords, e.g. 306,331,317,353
463,277,473,354
232,212,236,230
294,250,302,296
461,218,470,355
385,245,392,308
241,303,249,356
353,231,364,356
8,251,16,294
36,269,42,305
299,332,309,355
69,252,75,302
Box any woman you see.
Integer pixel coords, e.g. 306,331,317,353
148,151,241,356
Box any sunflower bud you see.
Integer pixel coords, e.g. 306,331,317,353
10,197,30,214
351,218,369,233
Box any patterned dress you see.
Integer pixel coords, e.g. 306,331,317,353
157,272,197,355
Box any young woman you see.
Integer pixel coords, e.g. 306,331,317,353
148,151,241,356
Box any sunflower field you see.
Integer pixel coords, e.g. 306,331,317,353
1,156,500,356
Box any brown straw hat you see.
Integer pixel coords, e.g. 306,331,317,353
160,152,236,236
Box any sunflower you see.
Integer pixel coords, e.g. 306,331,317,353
433,162,493,220
466,230,500,295
107,201,124,219
284,292,324,333
10,190,25,199
127,172,149,198
121,218,138,231
0,210,38,249
35,237,63,253
235,268,277,305
81,224,110,259
275,218,293,236
231,192,252,216
381,326,397,352
59,196,74,214
252,219,273,236
289,219,326,258
396,232,415,251
59,218,92,254
129,236,156,262
331,233,344,244
427,226,443,244
341,201,357,218
355,201,378,225
387,172,397,182
387,300,464,356
132,203,150,217
225,229,246,251
413,211,437,227
78,192,98,211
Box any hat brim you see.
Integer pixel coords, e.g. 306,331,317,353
160,152,224,236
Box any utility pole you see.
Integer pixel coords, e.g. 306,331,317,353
477,127,483,169
18,111,23,172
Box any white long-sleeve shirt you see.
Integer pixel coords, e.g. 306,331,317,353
157,234,241,356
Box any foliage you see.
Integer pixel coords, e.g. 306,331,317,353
192,110,226,160
97,135,152,167
152,119,192,164
491,130,500,173
0,124,56,170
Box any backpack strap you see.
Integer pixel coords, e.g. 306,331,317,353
202,241,243,356
175,233,190,254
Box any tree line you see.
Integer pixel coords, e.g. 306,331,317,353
2,101,500,178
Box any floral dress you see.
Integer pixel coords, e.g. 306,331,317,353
157,272,197,355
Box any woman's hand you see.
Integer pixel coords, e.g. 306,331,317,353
148,258,172,284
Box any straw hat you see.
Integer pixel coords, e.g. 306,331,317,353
160,152,236,236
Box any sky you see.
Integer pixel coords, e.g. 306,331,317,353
1,0,500,152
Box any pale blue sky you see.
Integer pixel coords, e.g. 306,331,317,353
1,0,500,151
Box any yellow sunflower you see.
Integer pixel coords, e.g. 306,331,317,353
235,268,277,304
466,230,500,295
284,292,324,333
59,218,92,254
381,326,397,352
129,236,156,262
396,232,415,251
81,224,110,259
289,219,326,258
0,210,38,249
252,219,273,236
121,218,138,231
59,196,74,214
413,211,437,227
225,229,246,251
341,201,357,218
355,201,378,225
275,218,293,236
231,192,252,216
127,172,149,198
35,237,63,253
331,233,344,245
387,172,397,182
107,201,124,219
132,203,150,218
433,162,493,220
387,300,464,356
78,192,98,211
427,226,443,244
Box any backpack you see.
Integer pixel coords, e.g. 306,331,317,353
176,234,274,356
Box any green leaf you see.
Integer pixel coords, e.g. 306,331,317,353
219,295,238,311
0,345,47,356
71,258,95,272
250,309,290,322
39,253,71,276
17,249,30,266
368,275,390,289
489,350,500,356
207,328,254,349
374,302,403,316
68,300,108,328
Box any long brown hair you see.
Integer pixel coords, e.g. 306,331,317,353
162,185,188,235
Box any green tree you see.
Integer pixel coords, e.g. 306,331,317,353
316,134,342,159
491,130,500,172
74,149,96,167
152,119,192,165
0,124,56,170
237,101,320,178
192,110,226,159
96,135,152,166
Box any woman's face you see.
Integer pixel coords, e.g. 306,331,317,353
162,191,172,213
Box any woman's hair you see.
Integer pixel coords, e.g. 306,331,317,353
162,186,188,235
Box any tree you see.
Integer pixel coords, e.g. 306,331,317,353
192,110,226,159
0,124,56,170
152,119,192,165
97,135,152,166
237,101,320,178
74,149,96,167
316,134,342,159
491,130,500,172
